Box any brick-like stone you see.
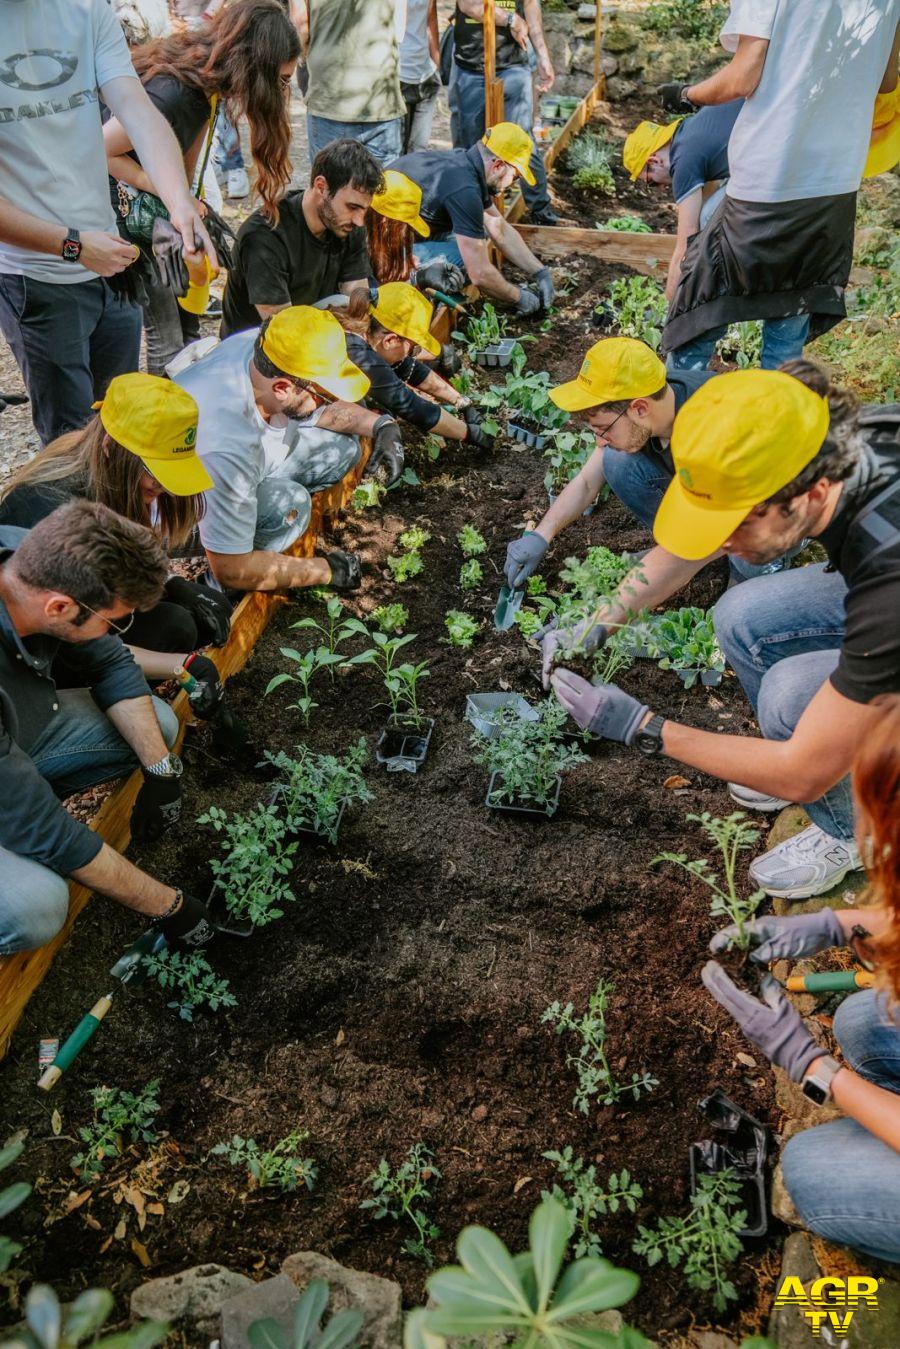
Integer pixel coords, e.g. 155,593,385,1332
131,1264,252,1339
221,1273,300,1348
281,1251,402,1349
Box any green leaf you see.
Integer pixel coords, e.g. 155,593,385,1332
0,1180,31,1219
64,1290,114,1343
292,1279,328,1346
403,1307,446,1349
457,1225,532,1315
24,1285,62,1349
247,1318,288,1349
529,1196,571,1314
0,1141,25,1173
265,672,294,694
98,1322,169,1349
549,1259,640,1320
316,1309,365,1349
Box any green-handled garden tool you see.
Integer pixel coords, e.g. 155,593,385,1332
494,584,525,631
784,968,875,993
423,286,467,314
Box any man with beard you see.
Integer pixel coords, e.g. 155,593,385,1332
220,140,384,338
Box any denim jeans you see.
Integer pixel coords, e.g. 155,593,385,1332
713,564,853,837
448,60,550,216
401,77,439,153
782,990,900,1262
214,111,245,174
0,690,179,954
306,114,403,165
414,237,466,272
254,426,361,553
141,271,201,378
0,274,142,445
667,313,811,373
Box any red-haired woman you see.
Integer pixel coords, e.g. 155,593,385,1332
703,693,900,1262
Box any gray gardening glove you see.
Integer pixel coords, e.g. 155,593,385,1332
701,962,822,1083
505,531,548,589
710,910,847,965
540,616,608,688
551,669,649,745
515,284,541,317
532,266,555,311
151,218,190,297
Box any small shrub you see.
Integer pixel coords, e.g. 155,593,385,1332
361,1144,441,1265
387,550,424,584
542,1146,643,1258
652,605,725,683
71,1081,160,1181
212,1130,317,1193
459,557,483,591
371,602,408,634
457,524,487,557
265,739,373,843
140,949,237,1022
633,1170,746,1311
542,980,658,1114
444,610,479,648
198,803,297,925
472,699,588,812
567,131,615,195
654,811,764,950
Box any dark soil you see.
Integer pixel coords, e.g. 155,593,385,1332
1,254,778,1341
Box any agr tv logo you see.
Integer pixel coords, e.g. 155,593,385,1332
773,1274,880,1336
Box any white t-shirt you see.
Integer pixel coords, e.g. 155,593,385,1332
174,331,320,555
723,0,900,203
0,0,137,282
400,0,437,84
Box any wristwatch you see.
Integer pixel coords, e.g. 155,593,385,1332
801,1054,842,1105
61,228,82,262
633,713,665,756
144,752,183,779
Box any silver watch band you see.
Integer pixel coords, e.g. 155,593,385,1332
144,752,182,778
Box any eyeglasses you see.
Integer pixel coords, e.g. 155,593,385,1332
279,73,293,91
590,406,629,441
78,601,135,635
295,378,336,407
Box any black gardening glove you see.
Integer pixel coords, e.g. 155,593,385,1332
464,406,495,451
324,549,362,591
366,416,405,486
131,773,183,844
200,203,236,271
658,82,698,114
183,652,224,719
415,260,467,294
163,576,233,647
438,341,462,376
210,703,255,762
151,218,190,296
158,891,216,947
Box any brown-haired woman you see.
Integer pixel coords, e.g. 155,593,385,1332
368,169,465,294
702,693,900,1262
104,0,300,373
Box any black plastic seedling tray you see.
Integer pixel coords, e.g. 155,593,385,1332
375,717,435,773
690,1089,770,1238
508,420,550,450
485,771,561,819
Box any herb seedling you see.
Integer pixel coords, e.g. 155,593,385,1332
716,321,762,369
444,610,479,648
514,592,557,638
567,130,616,194
398,526,430,553
212,1130,317,1193
141,949,237,1022
653,606,726,685
607,275,668,351
654,812,764,950
198,802,297,925
289,596,359,664
459,557,483,591
633,1170,745,1312
450,367,473,397
351,478,386,509
556,545,641,620
542,1147,643,1258
422,433,444,462
457,524,487,557
486,358,570,433
71,1081,160,1181
360,1144,441,1265
387,550,424,584
602,215,652,233
542,979,658,1113
265,739,373,843
472,699,588,813
371,602,408,634
542,426,596,494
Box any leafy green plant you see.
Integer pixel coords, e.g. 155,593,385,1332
607,275,668,351
2,1284,168,1349
567,131,616,195
140,949,237,1022
542,980,658,1114
266,644,345,725
212,1130,317,1194
398,526,431,553
453,302,509,357
0,1141,30,1274
589,630,636,685
653,606,725,683
542,1147,643,1259
450,367,473,397
422,433,444,463
248,1278,363,1349
457,524,487,557
483,357,570,432
514,592,557,639
71,1081,160,1182
716,321,762,369
853,236,900,318
472,700,588,813
444,610,479,648
556,546,640,619
198,803,297,925
643,0,727,44
347,631,429,726
387,550,424,584
459,558,483,591
361,1144,441,1265
654,812,764,951
405,1195,647,1349
632,1171,745,1312
602,215,652,233
289,596,359,666
542,426,596,495
265,739,373,843
351,478,386,510
371,602,408,634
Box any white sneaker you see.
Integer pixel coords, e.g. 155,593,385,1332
749,824,863,900
728,782,790,812
225,167,250,199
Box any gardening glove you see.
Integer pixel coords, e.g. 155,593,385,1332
199,203,236,271
131,773,183,844
505,531,548,589
551,669,649,745
515,284,542,317
710,910,847,966
324,549,362,591
151,218,190,297
464,413,495,451
658,82,698,114
163,576,233,647
439,341,462,376
701,962,822,1083
414,260,467,294
540,616,608,687
158,891,216,947
210,702,255,762
182,652,224,719
366,415,405,486
532,266,555,311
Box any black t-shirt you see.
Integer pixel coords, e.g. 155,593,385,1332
643,368,717,474
390,146,491,242
0,476,83,530
453,1,527,73
669,100,743,205
105,75,211,208
221,191,370,337
345,333,439,432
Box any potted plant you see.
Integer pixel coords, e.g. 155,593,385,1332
453,302,520,368
264,739,373,844
654,606,726,687
464,691,541,739
471,700,589,818
347,632,434,772
542,427,596,500
502,369,570,449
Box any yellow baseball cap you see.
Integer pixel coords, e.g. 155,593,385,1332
654,370,831,560
261,306,370,402
623,118,683,180
371,169,431,238
370,282,441,357
550,337,667,412
93,373,212,496
864,86,900,179
482,121,537,186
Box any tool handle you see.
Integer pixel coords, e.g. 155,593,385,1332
37,995,113,1091
425,286,465,313
785,970,875,993
175,665,199,693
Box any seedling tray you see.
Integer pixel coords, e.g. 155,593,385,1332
375,716,435,773
485,770,561,819
265,786,348,844
475,338,519,369
509,420,550,451
690,1089,769,1238
466,691,540,739
673,667,724,689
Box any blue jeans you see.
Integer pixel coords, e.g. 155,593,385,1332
448,60,550,216
713,564,853,837
254,426,361,553
414,237,466,272
214,111,245,174
306,114,403,165
782,990,900,1263
667,313,811,373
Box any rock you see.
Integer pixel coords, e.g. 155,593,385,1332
736,1052,757,1068
770,1159,803,1228
571,40,598,75
577,4,597,19
689,1333,739,1349
768,1233,820,1348
598,53,618,77
602,19,638,52
541,14,575,73
221,1274,300,1348
281,1251,402,1349
604,76,638,100
471,1104,488,1122
768,1233,900,1347
616,48,647,75
131,1264,253,1339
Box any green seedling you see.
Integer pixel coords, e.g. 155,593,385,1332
654,811,764,951
387,550,424,584
398,526,431,553
371,602,408,634
608,274,668,350
653,605,726,684
198,802,297,925
472,699,588,813
212,1130,317,1194
542,1146,643,1258
542,426,596,494
266,645,345,725
527,574,547,595
556,545,642,620
248,1278,363,1349
459,557,483,591
0,1140,30,1275
140,949,237,1022
71,1081,160,1182
351,478,386,510
453,302,505,356
422,433,444,463
9,1284,168,1349
347,631,429,725
450,367,473,397
567,130,616,195
542,979,658,1114
716,321,763,369
265,739,373,843
485,358,570,432
457,524,487,557
289,596,359,664
444,610,479,648
603,215,652,233
633,1170,745,1312
514,592,557,639
589,630,636,685
360,1144,441,1265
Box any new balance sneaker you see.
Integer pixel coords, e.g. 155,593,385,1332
749,824,863,900
225,167,250,199
728,782,791,812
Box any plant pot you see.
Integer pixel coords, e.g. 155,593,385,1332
207,882,254,939
485,770,561,819
265,786,348,844
466,692,540,739
690,1089,769,1239
591,301,616,331
475,338,519,369
701,668,724,687
508,420,550,451
375,716,435,773
673,667,723,689
557,96,581,116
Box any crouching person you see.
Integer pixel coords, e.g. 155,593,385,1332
0,502,214,955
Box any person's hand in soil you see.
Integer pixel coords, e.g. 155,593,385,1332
415,260,466,294
540,615,608,688
505,531,548,589
366,416,405,486
701,962,822,1083
183,652,224,719
532,267,555,311
323,549,362,591
131,773,182,844
551,669,649,744
515,285,541,317
158,891,217,947
711,910,847,966
464,417,495,451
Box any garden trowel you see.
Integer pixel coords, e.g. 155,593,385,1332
494,583,524,630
